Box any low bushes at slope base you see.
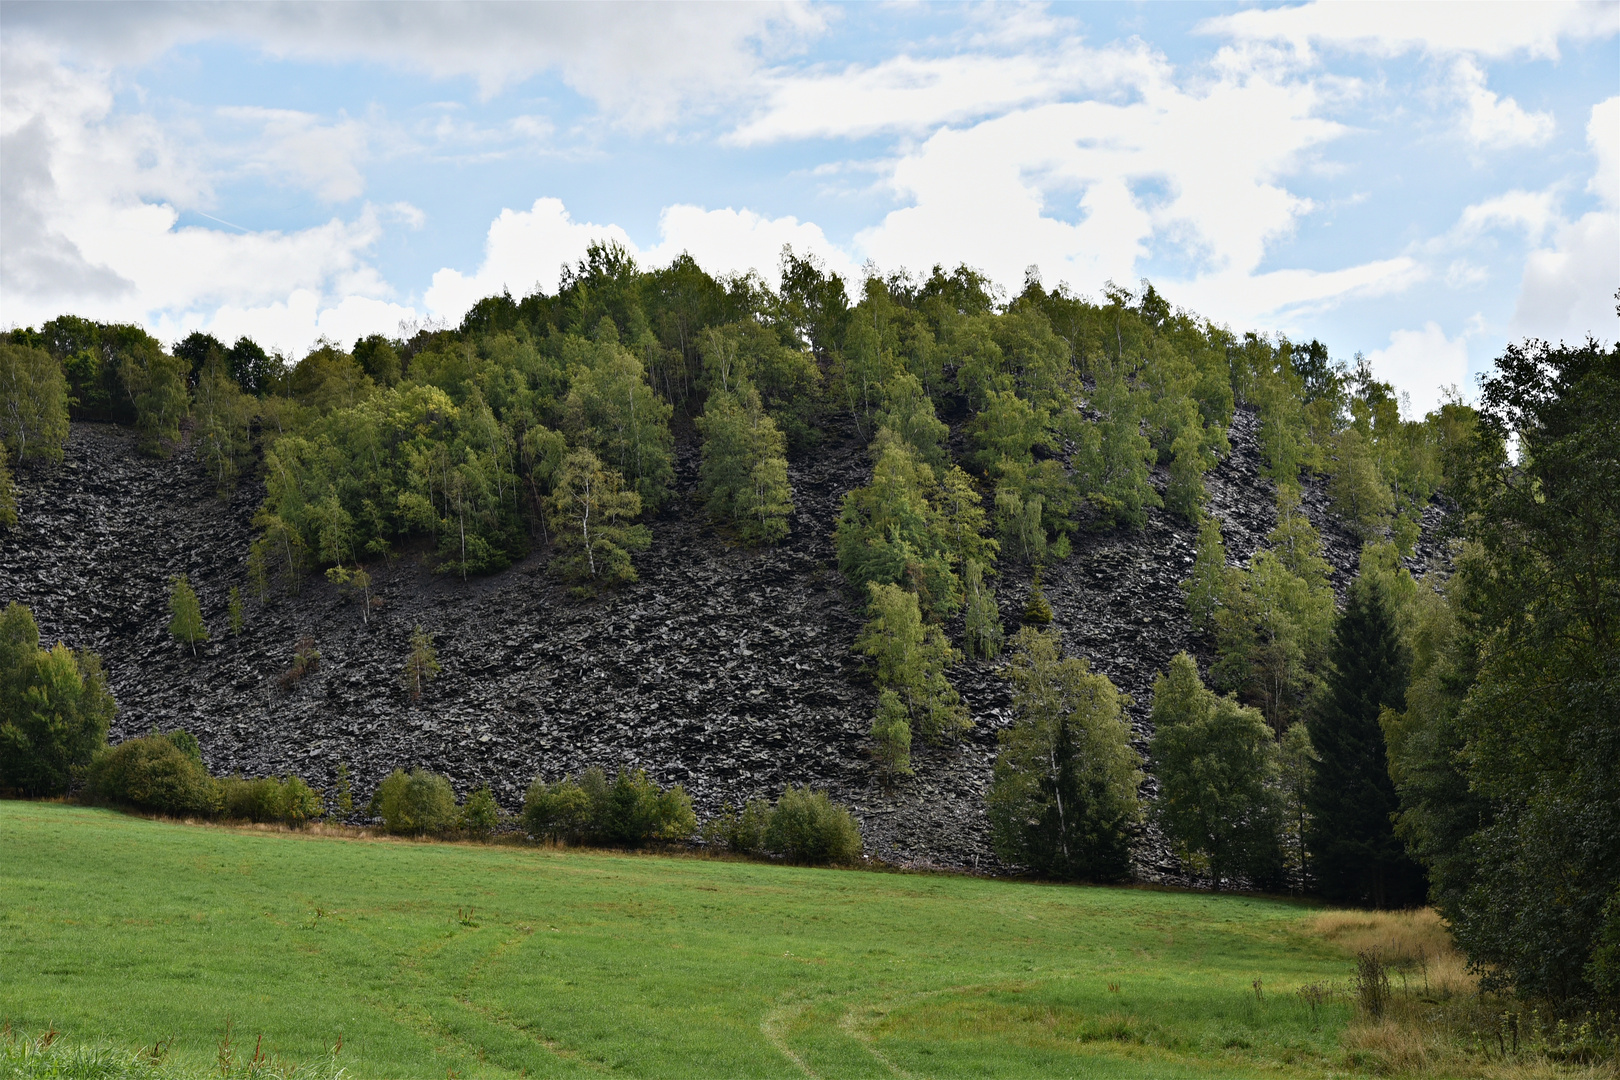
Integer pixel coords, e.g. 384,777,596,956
522,766,696,849
83,731,323,827
703,785,864,865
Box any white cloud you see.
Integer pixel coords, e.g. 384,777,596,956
1363,322,1473,416
1509,98,1620,344
1451,57,1555,148
643,205,860,287
4,2,824,125
1202,1,1619,61
1456,189,1561,243
728,42,1158,145
0,48,405,354
218,107,370,202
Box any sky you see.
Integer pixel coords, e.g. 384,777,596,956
2,1,1616,415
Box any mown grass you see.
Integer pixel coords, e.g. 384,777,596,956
0,801,1593,1079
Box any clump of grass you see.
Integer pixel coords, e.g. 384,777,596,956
0,1022,349,1080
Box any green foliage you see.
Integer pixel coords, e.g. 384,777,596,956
1277,721,1318,892
961,558,1004,660
1183,514,1227,635
855,583,969,745
701,797,772,854
333,761,355,816
869,688,914,781
874,372,948,466
166,575,208,656
226,586,244,636
987,627,1142,881
1211,501,1335,731
697,318,822,450
0,443,16,531
368,768,459,835
400,626,440,701
1072,356,1160,529
1388,337,1620,1003
460,785,501,836
0,342,70,463
546,448,651,592
520,766,694,847
0,603,116,797
121,346,190,455
83,733,219,817
563,328,676,511
192,359,255,495
1021,568,1054,626
697,384,793,544
1149,653,1283,888
836,435,994,620
762,786,864,865
1305,573,1426,909
1326,427,1394,541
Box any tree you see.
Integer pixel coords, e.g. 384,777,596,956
121,348,190,455
961,558,1004,660
869,689,914,781
697,385,793,544
0,444,17,531
855,583,969,746
0,603,115,796
1277,721,1318,892
192,359,255,495
167,575,209,656
401,626,441,701
546,448,651,593
1387,335,1619,1002
1305,575,1426,908
987,626,1142,881
563,329,675,511
1183,514,1227,635
1149,653,1283,889
0,342,70,462
1327,427,1394,540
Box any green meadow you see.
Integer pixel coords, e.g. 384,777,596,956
2,801,1375,1078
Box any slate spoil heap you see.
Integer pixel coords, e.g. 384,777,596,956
0,412,1445,875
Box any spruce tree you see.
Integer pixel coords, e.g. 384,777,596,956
1305,577,1426,908
167,575,209,656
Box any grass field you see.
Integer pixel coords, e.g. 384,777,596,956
0,801,1477,1078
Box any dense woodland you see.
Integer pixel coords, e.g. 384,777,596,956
0,248,1615,1010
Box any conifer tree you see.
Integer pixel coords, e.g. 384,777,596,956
227,586,244,635
1149,653,1283,888
1305,577,1426,908
987,626,1142,881
167,575,209,656
546,448,651,593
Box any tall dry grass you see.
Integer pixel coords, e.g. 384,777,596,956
1304,909,1618,1079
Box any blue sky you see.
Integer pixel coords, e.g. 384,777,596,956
2,1,1615,414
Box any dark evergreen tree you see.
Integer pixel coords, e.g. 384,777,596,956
1305,578,1426,908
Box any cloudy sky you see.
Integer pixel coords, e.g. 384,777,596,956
2,1,1615,413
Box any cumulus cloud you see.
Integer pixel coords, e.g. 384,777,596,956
1451,57,1555,148
1509,97,1620,344
218,107,371,202
1363,322,1473,416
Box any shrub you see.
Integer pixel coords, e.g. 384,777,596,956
221,776,286,823
523,774,595,842
368,768,458,835
460,784,500,836
277,636,320,692
280,775,323,827
703,798,772,854
522,766,694,847
84,733,220,817
763,787,864,865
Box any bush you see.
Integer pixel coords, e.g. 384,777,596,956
0,602,116,796
460,784,500,835
281,776,323,826
368,768,458,835
222,776,284,822
84,733,220,817
703,798,772,854
763,786,864,865
521,766,694,847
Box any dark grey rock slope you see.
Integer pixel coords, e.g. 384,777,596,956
0,412,1444,873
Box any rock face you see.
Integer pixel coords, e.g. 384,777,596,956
0,412,1446,873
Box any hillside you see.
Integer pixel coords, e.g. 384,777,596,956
0,410,1446,873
